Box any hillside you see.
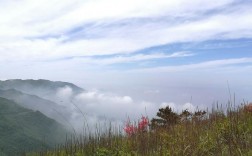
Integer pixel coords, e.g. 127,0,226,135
0,79,88,135
0,79,84,99
0,97,69,156
0,89,72,125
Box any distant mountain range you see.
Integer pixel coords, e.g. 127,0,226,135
0,79,85,155
0,79,84,99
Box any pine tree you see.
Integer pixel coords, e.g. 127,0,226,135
150,106,179,129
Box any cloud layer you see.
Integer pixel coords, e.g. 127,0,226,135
51,85,197,132
0,0,252,62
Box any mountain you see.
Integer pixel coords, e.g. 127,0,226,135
0,79,84,100
0,97,69,156
0,79,87,133
0,89,72,125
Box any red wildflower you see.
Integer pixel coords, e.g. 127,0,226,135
138,116,149,131
124,116,149,136
124,119,137,136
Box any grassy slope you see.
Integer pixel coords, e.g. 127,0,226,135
0,97,68,156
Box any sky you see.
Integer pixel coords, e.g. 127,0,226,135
1,0,252,117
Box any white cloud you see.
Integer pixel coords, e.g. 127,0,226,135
160,102,196,112
73,90,156,120
0,0,251,61
49,87,159,132
66,51,194,65
131,57,252,73
160,102,176,110
182,103,196,112
0,0,235,36
56,85,73,102
53,88,198,132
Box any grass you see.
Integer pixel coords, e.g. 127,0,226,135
27,102,252,156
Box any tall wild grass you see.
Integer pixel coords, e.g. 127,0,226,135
27,102,252,156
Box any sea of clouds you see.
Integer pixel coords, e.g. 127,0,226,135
52,85,196,133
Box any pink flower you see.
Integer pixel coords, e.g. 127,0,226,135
124,116,149,136
124,120,137,136
138,116,149,131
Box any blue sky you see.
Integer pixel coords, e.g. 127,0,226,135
0,0,252,115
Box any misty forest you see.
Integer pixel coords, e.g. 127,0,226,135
1,0,252,156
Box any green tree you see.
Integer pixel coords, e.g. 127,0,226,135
150,106,179,129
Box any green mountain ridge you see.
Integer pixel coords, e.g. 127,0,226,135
0,79,84,97
0,89,71,125
0,97,69,156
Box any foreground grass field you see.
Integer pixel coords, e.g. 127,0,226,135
27,102,252,156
